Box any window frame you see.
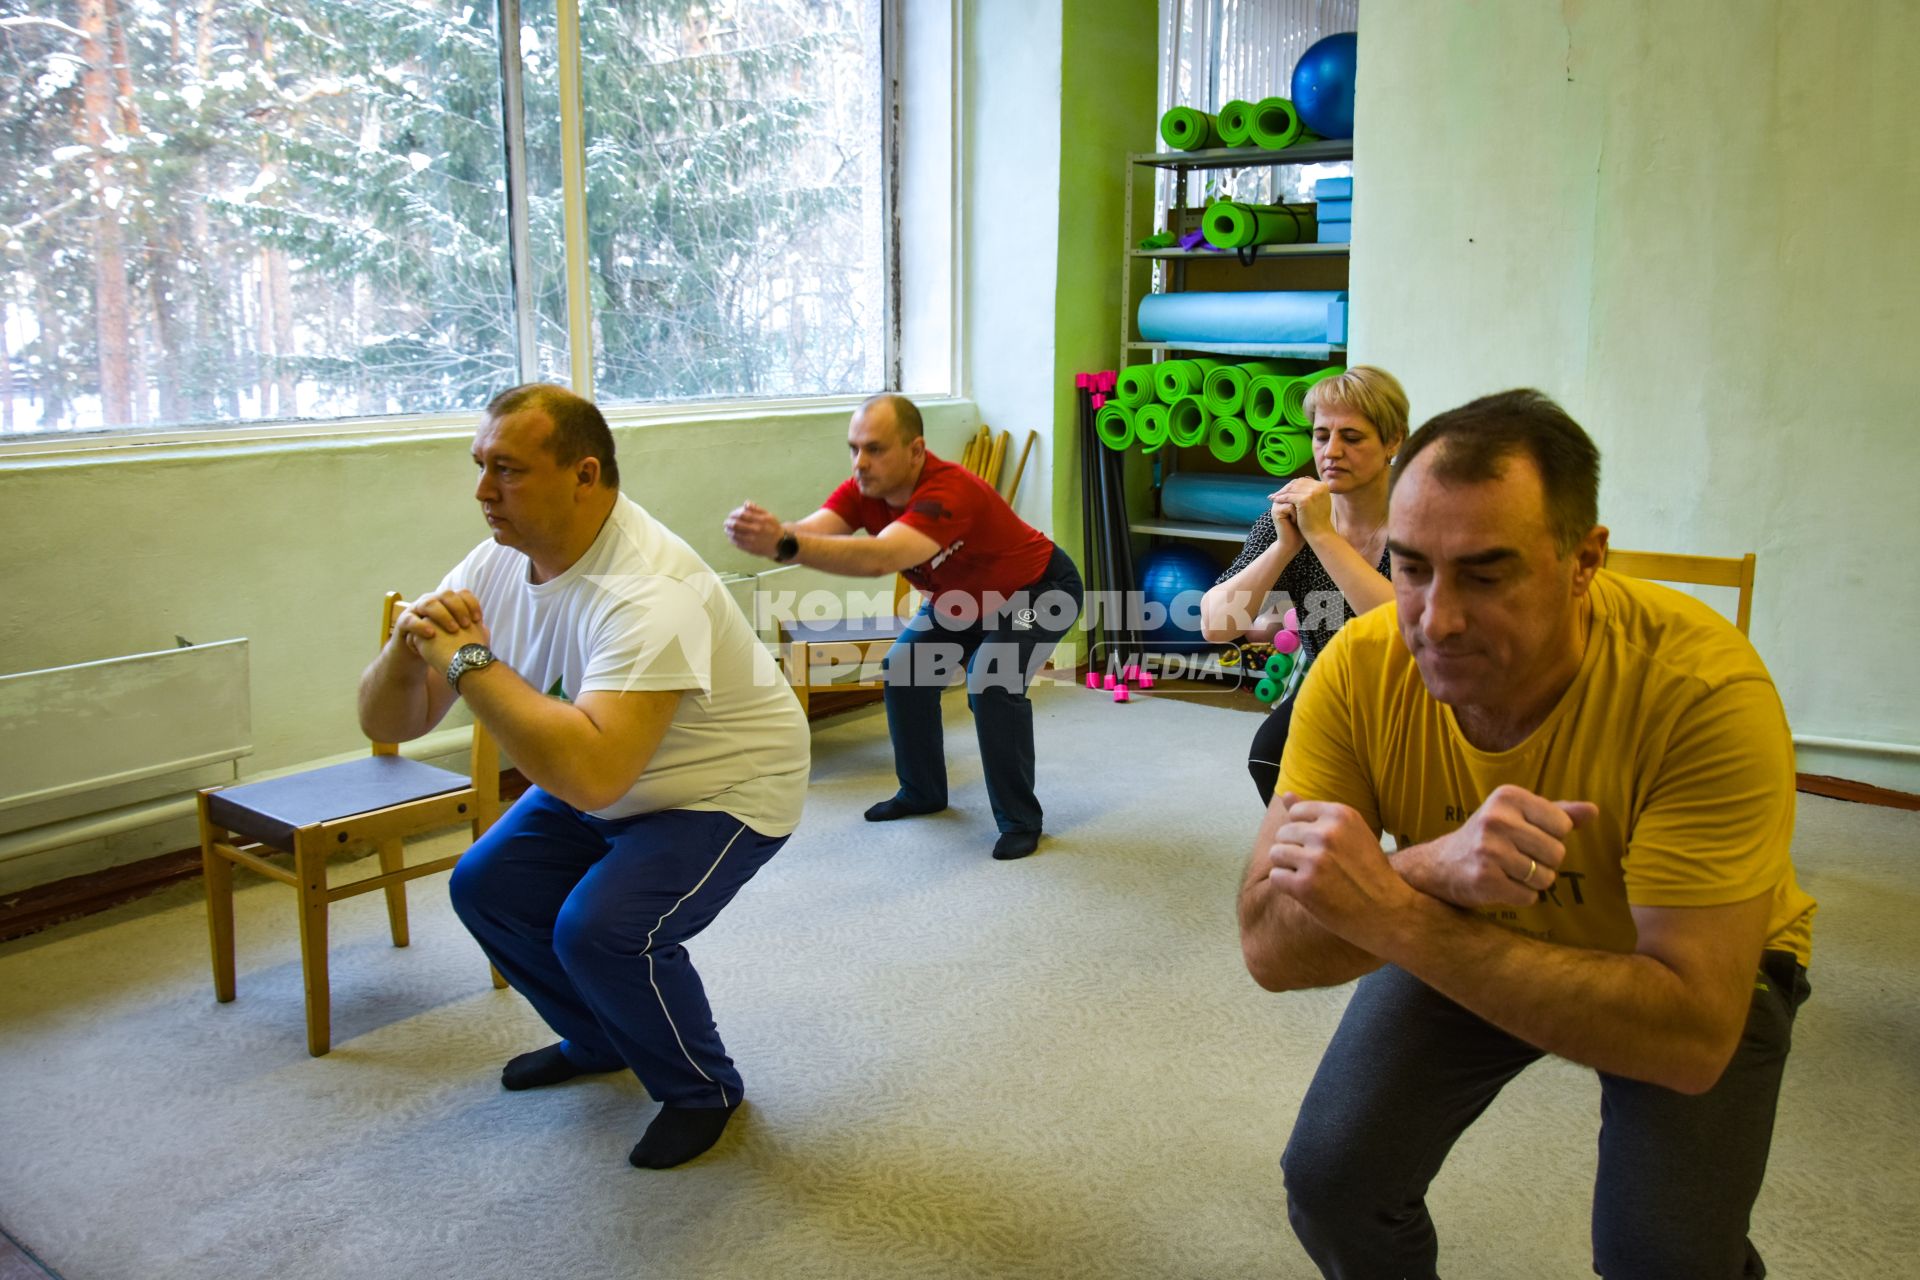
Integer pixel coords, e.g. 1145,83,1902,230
0,0,917,454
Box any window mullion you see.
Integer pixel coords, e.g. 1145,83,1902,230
496,0,540,384
555,0,594,399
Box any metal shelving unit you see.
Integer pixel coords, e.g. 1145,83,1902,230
1126,340,1345,359
1126,518,1256,544
1118,138,1355,547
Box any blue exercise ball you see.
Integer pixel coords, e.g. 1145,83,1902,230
1138,545,1219,652
1291,32,1358,139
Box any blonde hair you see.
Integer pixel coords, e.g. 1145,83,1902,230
1303,365,1410,449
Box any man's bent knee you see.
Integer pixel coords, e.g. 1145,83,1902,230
551,892,629,971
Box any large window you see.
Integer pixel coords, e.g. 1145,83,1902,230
0,0,892,438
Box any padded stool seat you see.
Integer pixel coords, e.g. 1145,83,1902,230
779,614,909,716
206,756,472,852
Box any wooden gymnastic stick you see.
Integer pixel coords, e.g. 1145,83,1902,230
985,431,1009,487
1004,430,1038,503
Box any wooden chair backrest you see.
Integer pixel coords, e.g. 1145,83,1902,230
1603,550,1756,636
375,592,499,786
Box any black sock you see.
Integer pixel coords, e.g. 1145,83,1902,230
864,796,944,822
501,1043,610,1091
992,830,1041,860
629,1103,740,1169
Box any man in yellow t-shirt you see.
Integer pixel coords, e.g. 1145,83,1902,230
1238,389,1814,1279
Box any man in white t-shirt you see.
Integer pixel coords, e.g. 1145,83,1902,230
358,383,810,1169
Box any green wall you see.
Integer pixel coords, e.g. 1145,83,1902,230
1352,0,1920,791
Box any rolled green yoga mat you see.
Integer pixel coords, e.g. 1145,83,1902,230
1246,374,1296,432
1283,365,1347,427
1095,403,1135,451
1154,358,1221,403
1160,106,1224,151
1217,99,1257,148
1135,403,1172,453
1202,201,1314,250
1115,365,1156,409
1209,414,1251,464
1250,97,1306,150
1166,394,1210,448
1202,360,1290,417
1257,430,1312,477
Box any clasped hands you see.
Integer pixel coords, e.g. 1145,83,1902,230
1265,784,1598,944
393,589,491,673
723,500,786,559
1269,477,1333,541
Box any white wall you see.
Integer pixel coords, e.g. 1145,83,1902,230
961,0,1065,535
1352,0,1920,791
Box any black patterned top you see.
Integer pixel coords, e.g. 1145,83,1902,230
1213,511,1393,668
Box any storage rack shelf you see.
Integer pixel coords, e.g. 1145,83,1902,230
1118,137,1354,547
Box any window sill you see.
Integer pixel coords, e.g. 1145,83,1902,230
0,393,970,471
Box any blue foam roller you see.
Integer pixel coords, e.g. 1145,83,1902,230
1313,176,1352,200
1316,199,1352,222
1161,473,1277,528
1317,220,1350,245
1328,297,1348,344
1137,290,1348,346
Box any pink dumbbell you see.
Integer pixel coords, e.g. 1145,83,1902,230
1275,629,1302,655
1104,673,1118,690
1139,672,1155,689
1085,672,1099,690
1113,685,1131,703
1283,607,1299,632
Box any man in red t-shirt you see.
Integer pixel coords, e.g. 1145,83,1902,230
724,394,1082,860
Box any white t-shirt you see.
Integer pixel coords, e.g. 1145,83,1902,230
438,494,810,836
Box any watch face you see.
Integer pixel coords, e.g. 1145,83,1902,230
456,644,491,664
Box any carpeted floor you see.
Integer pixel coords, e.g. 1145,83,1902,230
0,685,1914,1279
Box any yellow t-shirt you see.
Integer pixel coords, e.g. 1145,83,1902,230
1278,570,1815,963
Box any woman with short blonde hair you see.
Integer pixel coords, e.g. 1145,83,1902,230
1200,364,1409,805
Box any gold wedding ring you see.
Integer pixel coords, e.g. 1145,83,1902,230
1521,857,1538,888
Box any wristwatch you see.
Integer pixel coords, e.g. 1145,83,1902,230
446,642,497,691
774,531,800,563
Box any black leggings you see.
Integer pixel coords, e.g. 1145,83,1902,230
1246,694,1296,807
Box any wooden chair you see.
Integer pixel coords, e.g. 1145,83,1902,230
197,592,507,1056
779,575,916,716
1604,549,1757,635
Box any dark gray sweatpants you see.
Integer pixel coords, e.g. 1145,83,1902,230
1281,952,1810,1279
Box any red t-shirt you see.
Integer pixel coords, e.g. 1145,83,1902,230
824,452,1056,599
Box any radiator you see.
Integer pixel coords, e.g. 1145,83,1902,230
0,639,252,837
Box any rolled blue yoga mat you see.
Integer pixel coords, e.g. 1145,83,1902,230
1138,290,1348,347
1313,176,1352,200
1162,473,1275,527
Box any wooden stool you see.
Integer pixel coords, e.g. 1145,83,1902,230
197,593,507,1056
